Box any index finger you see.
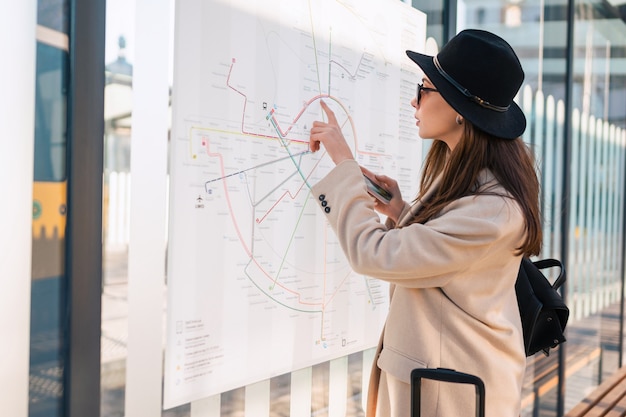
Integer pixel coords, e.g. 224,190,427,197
319,100,339,126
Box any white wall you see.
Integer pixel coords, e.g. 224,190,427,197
0,1,37,415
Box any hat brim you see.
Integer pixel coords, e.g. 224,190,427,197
406,50,526,140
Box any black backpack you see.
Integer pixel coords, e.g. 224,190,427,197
515,258,569,356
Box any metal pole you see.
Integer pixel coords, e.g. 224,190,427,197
444,0,458,43
618,110,626,369
65,0,106,416
557,0,576,413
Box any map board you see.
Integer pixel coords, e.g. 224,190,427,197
164,0,426,408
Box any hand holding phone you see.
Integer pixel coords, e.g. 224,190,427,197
363,174,392,204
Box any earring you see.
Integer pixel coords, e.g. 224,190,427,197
455,115,463,125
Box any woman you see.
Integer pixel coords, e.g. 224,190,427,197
308,30,541,417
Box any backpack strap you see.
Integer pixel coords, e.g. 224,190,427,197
532,258,566,291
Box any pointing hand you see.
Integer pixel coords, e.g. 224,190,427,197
309,100,354,165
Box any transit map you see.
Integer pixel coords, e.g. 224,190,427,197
164,0,426,407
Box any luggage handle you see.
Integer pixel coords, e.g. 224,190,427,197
411,368,485,417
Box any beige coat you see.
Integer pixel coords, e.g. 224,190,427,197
311,160,527,417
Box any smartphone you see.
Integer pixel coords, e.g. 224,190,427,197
363,174,392,204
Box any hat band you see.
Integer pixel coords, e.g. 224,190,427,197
433,56,510,112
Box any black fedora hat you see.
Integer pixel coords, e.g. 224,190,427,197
406,29,526,140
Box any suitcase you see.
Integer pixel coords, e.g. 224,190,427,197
411,367,485,417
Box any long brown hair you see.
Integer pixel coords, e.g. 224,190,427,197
410,122,542,257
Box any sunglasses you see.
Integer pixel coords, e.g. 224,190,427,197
416,83,439,105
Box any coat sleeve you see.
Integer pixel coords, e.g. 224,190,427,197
310,159,525,288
